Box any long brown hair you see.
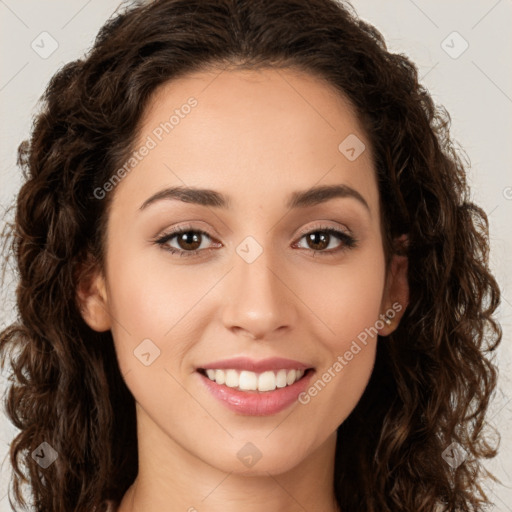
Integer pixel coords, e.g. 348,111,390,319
0,0,502,510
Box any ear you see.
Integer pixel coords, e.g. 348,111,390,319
378,235,409,336
76,260,112,332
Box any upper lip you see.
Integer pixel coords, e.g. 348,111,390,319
198,357,314,373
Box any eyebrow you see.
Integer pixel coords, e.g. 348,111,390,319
139,184,370,212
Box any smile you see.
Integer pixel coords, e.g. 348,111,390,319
199,368,307,392
196,367,315,416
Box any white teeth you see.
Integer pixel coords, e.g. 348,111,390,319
216,369,225,385
225,369,239,388
286,369,297,385
203,368,306,392
276,369,288,388
239,370,258,391
258,371,276,392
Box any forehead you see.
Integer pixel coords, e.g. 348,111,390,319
111,67,378,216
140,66,367,147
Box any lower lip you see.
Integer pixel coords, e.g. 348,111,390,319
197,369,315,416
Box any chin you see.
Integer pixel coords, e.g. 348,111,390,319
203,444,308,477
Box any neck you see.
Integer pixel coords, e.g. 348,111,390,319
117,405,341,512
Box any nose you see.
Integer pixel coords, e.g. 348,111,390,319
221,246,298,340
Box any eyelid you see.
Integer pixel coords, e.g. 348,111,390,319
154,221,357,257
154,221,351,242
292,223,357,253
295,221,353,239
153,224,220,248
153,222,219,242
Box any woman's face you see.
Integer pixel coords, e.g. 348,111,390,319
80,67,408,476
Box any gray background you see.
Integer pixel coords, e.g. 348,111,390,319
0,0,511,510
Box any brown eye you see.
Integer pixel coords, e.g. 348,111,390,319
295,227,356,254
175,231,203,251
155,228,217,257
304,232,330,251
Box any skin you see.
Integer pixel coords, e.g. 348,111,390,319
78,67,409,512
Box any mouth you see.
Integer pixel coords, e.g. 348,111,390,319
196,367,314,393
196,363,316,416
195,356,316,415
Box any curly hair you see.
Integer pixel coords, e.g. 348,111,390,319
0,0,502,510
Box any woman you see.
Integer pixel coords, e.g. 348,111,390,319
0,0,502,511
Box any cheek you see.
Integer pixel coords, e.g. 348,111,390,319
294,242,386,349
106,247,209,334
297,268,382,433
315,272,385,342
104,246,229,382
294,242,385,414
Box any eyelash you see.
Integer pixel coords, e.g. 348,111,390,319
153,224,358,258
